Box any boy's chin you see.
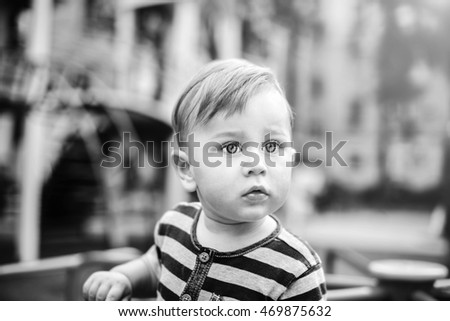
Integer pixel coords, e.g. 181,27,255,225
234,208,273,222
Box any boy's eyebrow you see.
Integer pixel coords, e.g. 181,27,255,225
265,128,290,137
211,129,290,140
211,131,246,139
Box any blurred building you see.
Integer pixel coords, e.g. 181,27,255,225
296,0,382,192
297,0,450,211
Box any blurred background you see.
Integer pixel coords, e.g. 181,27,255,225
1,0,450,300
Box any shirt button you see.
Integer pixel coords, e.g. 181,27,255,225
199,252,210,263
180,294,192,301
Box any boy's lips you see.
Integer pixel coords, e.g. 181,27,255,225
242,186,269,201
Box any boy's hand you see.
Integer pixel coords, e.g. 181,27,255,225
82,271,132,301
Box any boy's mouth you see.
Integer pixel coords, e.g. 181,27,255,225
242,186,269,201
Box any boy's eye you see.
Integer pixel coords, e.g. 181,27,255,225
263,141,280,153
222,142,242,154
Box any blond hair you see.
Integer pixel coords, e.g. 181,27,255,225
172,59,293,144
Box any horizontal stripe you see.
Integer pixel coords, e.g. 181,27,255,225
202,275,274,301
197,289,238,301
159,210,194,234
172,202,200,218
279,267,326,300
157,224,197,253
161,252,193,283
276,230,318,265
197,289,214,301
153,221,164,248
207,263,285,299
158,265,186,300
245,246,309,277
320,282,327,295
300,262,323,278
298,268,326,294
219,295,240,301
157,282,179,301
215,255,295,286
263,239,311,270
280,284,326,301
159,236,197,271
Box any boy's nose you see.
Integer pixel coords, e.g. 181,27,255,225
241,153,267,176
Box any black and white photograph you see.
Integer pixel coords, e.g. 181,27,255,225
0,0,450,317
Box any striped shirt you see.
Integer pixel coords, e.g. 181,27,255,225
150,202,327,301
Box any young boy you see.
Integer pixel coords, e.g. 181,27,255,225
83,59,327,301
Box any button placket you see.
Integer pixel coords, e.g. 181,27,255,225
199,251,210,263
179,249,214,301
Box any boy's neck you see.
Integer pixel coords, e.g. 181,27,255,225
196,211,277,252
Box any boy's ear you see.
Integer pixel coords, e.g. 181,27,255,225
172,150,197,192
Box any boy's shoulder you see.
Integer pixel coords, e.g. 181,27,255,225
269,226,322,270
159,201,201,224
154,202,201,242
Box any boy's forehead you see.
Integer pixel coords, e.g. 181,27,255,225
179,87,293,142
193,104,292,139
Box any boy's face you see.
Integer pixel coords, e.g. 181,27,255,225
187,89,294,224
